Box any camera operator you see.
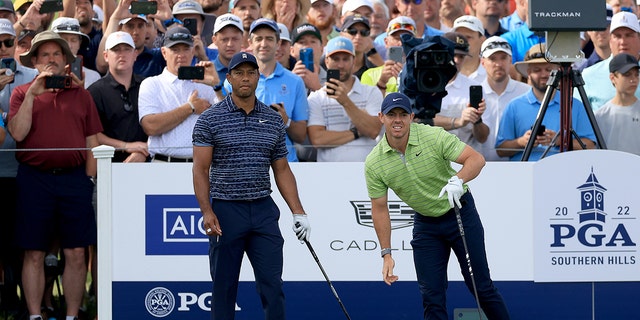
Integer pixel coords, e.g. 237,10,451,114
433,32,489,151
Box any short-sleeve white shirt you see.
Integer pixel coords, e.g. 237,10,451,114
139,68,219,158
308,76,383,162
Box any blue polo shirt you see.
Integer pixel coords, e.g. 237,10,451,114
224,62,309,162
134,47,166,79
495,90,596,161
502,24,545,63
213,54,230,96
192,95,288,200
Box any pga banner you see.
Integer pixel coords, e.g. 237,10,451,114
533,150,640,282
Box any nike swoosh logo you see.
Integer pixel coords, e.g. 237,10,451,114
393,98,402,101
416,151,422,157
259,119,268,123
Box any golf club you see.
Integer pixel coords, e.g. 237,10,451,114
296,223,352,320
453,203,484,320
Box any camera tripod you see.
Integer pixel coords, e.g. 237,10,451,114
521,62,607,161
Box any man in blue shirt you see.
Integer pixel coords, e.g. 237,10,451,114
226,18,309,162
193,52,310,320
496,45,596,161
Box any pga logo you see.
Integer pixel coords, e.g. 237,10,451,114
548,169,637,248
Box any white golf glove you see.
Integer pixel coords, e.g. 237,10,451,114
292,214,310,242
438,176,464,208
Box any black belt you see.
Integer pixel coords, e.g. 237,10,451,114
153,154,193,162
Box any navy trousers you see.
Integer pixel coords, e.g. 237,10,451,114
411,192,510,320
208,196,285,320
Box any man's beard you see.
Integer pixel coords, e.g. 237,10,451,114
308,16,333,30
201,1,221,13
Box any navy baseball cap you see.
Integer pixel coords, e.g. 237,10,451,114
249,18,279,34
381,92,412,114
229,52,259,70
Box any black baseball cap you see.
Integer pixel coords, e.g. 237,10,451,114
291,23,321,43
163,26,194,48
609,53,640,74
341,14,370,31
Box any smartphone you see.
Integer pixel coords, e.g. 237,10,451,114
183,18,198,36
536,124,546,136
178,66,205,80
326,69,339,94
387,46,403,63
130,0,157,15
1,58,16,83
300,48,314,72
45,75,72,89
39,0,64,13
70,55,83,80
469,85,482,109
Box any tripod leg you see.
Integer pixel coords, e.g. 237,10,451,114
572,70,608,149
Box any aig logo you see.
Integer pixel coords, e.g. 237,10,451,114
549,168,637,248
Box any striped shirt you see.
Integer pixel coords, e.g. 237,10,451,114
192,95,288,200
364,123,468,217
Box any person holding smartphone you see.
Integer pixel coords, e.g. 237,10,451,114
361,16,416,95
50,17,101,88
307,36,383,162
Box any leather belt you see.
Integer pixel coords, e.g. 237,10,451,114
153,154,193,162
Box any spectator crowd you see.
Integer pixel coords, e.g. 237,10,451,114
1,0,640,319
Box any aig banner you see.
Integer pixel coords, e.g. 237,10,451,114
533,150,640,282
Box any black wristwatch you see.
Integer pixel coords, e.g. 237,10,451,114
350,127,359,139
366,48,377,57
213,84,222,92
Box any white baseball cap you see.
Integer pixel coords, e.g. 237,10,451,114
610,11,640,33
453,15,484,35
119,14,148,25
0,18,15,37
481,36,512,58
105,31,135,50
341,0,373,16
214,13,243,34
277,23,291,42
51,17,90,43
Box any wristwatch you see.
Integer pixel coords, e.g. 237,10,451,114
213,84,223,92
380,248,392,258
350,127,359,139
366,48,378,57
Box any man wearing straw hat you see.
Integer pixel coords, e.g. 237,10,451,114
8,30,103,320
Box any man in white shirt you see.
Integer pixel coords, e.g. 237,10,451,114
307,36,383,161
434,32,489,152
479,36,530,160
138,26,220,161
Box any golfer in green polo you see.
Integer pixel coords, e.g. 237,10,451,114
364,92,510,320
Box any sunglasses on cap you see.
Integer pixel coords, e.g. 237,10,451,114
345,28,370,37
0,38,14,48
168,32,192,41
401,0,422,4
525,51,546,61
387,23,416,34
54,24,81,32
481,41,510,54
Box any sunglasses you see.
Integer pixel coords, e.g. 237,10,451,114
345,28,370,37
401,0,422,4
0,38,14,48
120,93,133,112
387,23,416,34
481,41,511,55
525,52,546,61
53,24,81,32
168,32,192,41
